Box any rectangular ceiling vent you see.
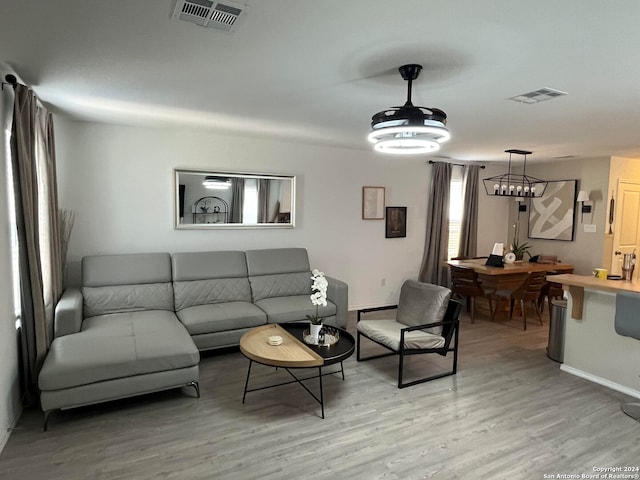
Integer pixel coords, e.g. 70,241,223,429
509,87,567,104
172,0,247,33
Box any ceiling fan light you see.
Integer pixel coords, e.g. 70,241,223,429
367,125,451,144
368,64,450,155
373,138,440,155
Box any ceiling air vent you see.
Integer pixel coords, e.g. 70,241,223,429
172,0,247,33
509,87,567,104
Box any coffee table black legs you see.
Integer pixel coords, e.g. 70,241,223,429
242,359,253,404
242,361,346,419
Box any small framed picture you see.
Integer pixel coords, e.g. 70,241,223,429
385,207,407,238
362,186,385,220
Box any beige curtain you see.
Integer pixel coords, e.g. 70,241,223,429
229,178,245,223
458,164,480,258
257,179,270,223
418,162,451,285
10,84,60,403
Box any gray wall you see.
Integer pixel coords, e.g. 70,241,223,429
512,157,610,275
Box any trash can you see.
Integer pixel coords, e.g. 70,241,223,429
547,299,567,362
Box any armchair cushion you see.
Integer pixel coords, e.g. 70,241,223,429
396,280,451,335
357,319,445,351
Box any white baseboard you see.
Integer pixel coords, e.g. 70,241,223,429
0,405,23,455
560,364,640,400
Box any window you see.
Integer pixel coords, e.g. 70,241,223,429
242,178,258,223
448,168,464,260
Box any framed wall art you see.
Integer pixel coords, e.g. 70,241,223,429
385,206,407,238
528,179,577,241
362,186,385,220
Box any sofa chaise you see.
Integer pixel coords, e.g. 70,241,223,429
38,252,201,430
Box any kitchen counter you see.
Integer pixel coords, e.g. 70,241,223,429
552,273,640,400
551,273,640,319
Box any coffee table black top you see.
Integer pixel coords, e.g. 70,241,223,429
280,323,355,366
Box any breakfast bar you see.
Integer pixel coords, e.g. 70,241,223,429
552,274,640,400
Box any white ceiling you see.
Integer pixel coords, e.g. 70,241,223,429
2,0,640,162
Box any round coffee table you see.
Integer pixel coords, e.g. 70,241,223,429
240,322,355,418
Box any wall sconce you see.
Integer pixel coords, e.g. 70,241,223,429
577,190,591,222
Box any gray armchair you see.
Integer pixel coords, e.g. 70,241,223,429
356,280,462,388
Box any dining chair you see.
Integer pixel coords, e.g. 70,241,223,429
492,270,547,330
450,265,494,323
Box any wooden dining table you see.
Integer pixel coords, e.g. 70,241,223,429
447,258,575,292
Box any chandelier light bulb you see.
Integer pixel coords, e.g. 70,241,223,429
482,150,548,198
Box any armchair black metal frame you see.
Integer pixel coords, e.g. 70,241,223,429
356,299,462,388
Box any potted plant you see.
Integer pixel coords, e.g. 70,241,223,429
511,239,532,261
510,222,532,261
306,269,328,344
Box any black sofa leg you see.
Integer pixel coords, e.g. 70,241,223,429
43,410,53,432
187,381,200,398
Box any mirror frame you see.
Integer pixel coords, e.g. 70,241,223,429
174,168,296,229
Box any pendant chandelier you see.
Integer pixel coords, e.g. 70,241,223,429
368,64,450,155
482,149,548,197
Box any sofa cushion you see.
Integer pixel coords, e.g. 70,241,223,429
176,302,266,335
249,272,312,302
357,319,445,352
245,248,310,276
172,251,248,281
396,280,451,335
38,310,199,391
82,283,174,317
83,253,172,287
173,278,252,311
82,253,174,317
254,295,337,324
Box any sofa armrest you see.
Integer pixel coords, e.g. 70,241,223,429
54,288,83,338
325,276,348,328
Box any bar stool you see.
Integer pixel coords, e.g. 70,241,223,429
614,292,640,422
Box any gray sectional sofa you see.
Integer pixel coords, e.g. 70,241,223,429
38,248,347,429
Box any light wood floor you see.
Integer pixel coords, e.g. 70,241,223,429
1,307,639,480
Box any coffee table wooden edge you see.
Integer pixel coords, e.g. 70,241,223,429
240,324,324,368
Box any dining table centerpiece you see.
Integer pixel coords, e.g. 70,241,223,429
510,221,532,261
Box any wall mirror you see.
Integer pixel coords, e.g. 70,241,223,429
174,169,296,229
